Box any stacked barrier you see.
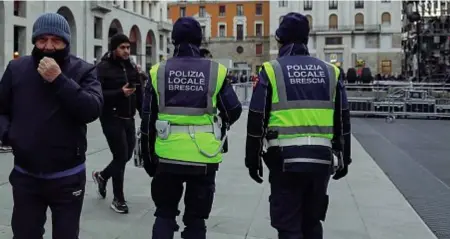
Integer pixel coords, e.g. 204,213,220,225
346,83,450,120
231,81,450,121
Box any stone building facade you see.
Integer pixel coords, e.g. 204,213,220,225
270,0,403,75
168,1,271,73
0,0,172,75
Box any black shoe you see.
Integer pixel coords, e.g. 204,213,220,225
111,199,129,214
92,171,107,199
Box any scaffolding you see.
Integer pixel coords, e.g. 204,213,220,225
402,0,450,83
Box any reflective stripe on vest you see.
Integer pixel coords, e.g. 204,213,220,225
148,60,227,164
155,61,221,116
264,59,339,137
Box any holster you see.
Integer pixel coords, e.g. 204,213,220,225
212,116,222,141
155,120,171,140
331,150,344,174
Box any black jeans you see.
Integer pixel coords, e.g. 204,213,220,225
100,116,136,202
10,169,86,239
269,171,330,239
151,172,216,239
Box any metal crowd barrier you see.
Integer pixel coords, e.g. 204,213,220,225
230,82,450,121
232,82,253,107
346,83,450,121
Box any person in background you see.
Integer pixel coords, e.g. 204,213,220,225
92,33,143,214
200,48,213,58
0,13,103,238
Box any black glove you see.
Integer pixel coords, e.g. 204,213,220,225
245,154,264,184
332,164,348,180
248,167,263,184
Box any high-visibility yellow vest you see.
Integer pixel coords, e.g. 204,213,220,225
262,59,339,140
149,59,227,164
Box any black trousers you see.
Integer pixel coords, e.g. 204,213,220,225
151,172,216,239
100,116,136,202
269,171,330,239
10,169,86,239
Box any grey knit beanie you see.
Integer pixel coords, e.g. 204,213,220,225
32,13,71,44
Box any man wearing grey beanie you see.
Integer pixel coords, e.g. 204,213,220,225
0,12,103,238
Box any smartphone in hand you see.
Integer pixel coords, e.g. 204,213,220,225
127,82,135,89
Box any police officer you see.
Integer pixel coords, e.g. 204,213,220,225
140,17,242,239
330,59,346,83
245,13,351,239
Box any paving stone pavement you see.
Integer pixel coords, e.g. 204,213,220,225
0,113,438,239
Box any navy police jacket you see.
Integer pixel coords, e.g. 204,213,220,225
141,44,242,175
245,43,351,174
0,55,103,174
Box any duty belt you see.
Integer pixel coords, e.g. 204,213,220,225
266,136,332,148
170,125,214,134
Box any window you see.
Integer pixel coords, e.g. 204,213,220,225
219,5,225,16
255,3,263,15
141,1,145,15
237,24,244,40
13,0,26,17
159,35,164,50
304,0,312,10
133,0,138,12
199,6,206,17
255,23,262,37
381,12,391,25
94,17,103,39
219,25,226,37
328,14,338,29
306,15,313,29
381,60,392,74
237,4,244,16
94,46,102,63
355,13,364,29
201,26,206,38
180,7,186,17
148,3,152,18
325,37,342,45
355,0,364,9
329,0,338,10
256,43,263,55
279,0,288,7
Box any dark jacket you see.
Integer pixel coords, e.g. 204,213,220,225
0,55,103,174
245,43,351,173
97,52,143,118
360,67,373,83
140,43,242,175
346,68,358,83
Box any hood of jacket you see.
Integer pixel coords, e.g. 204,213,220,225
173,43,201,58
278,43,310,58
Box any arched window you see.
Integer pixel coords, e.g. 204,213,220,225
355,13,364,30
381,12,391,25
306,15,313,29
329,14,338,29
